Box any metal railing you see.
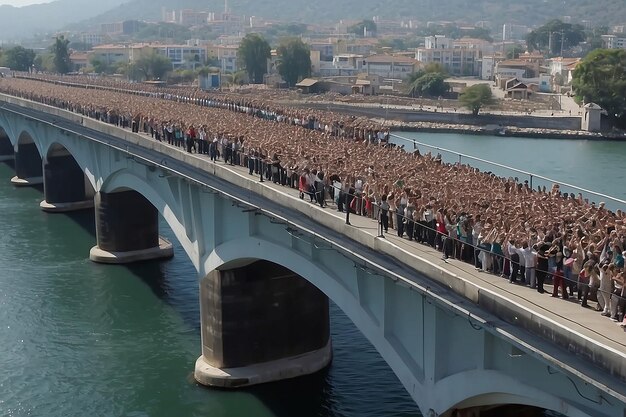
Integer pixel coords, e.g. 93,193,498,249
390,132,626,210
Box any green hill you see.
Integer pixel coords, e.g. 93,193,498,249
89,0,626,28
0,0,127,41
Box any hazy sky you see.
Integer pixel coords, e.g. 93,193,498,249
0,0,53,6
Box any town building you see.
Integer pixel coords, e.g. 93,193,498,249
362,54,419,80
153,45,207,69
69,52,89,72
601,35,626,49
89,44,131,66
206,44,239,72
318,54,364,77
415,35,489,76
80,33,104,46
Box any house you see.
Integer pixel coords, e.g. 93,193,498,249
548,57,581,89
318,54,364,77
295,78,321,94
352,74,382,95
496,59,539,79
89,44,131,66
362,54,419,80
504,78,531,100
69,53,89,72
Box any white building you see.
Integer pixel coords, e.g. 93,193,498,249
154,45,207,69
601,35,626,49
363,54,419,80
416,35,489,76
481,56,497,80
319,54,364,76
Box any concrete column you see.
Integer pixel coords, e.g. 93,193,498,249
40,155,95,213
89,190,173,264
11,142,43,186
194,260,332,388
0,135,13,162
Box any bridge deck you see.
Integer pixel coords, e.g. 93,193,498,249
1,94,624,403
181,147,626,358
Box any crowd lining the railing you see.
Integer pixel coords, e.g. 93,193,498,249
1,73,625,326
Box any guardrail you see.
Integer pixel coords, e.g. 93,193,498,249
390,132,626,210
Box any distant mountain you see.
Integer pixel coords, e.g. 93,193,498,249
0,0,128,41
4,0,626,42
86,0,626,29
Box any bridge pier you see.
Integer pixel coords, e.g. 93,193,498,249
0,133,13,162
89,190,173,264
11,142,43,186
40,154,95,213
194,260,331,388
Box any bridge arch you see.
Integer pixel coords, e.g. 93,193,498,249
13,129,43,185
0,113,16,146
39,142,96,212
435,369,589,417
202,235,420,397
99,168,196,268
44,142,94,187
0,125,14,161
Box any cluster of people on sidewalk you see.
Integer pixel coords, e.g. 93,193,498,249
1,75,625,327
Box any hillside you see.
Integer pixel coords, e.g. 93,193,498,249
0,0,127,41
88,0,626,29
2,0,626,42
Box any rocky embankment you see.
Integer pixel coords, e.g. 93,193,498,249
372,118,614,140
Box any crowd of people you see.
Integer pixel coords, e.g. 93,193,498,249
1,74,625,327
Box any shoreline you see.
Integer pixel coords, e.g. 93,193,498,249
383,121,615,140
286,100,624,141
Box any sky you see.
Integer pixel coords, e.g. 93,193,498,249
0,0,53,6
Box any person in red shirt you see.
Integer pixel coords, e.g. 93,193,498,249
551,260,568,299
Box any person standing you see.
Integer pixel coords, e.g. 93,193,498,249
345,179,355,226
379,194,390,233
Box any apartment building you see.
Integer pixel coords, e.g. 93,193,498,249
601,35,626,49
416,35,490,76
363,54,419,79
154,45,207,69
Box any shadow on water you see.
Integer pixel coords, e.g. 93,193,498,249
126,259,201,331
204,367,333,417
3,159,15,170
62,208,96,238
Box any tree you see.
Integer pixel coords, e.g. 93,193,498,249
406,63,449,97
4,46,35,71
526,19,585,55
572,48,626,127
459,84,495,115
348,20,377,37
90,57,112,74
506,45,525,59
238,33,271,84
131,52,172,81
277,38,311,87
51,36,71,74
408,72,449,97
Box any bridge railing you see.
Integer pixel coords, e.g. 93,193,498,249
350,193,626,309
390,132,626,211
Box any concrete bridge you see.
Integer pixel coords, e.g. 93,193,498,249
0,93,625,417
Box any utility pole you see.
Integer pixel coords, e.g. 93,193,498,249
560,30,565,57
548,31,553,55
